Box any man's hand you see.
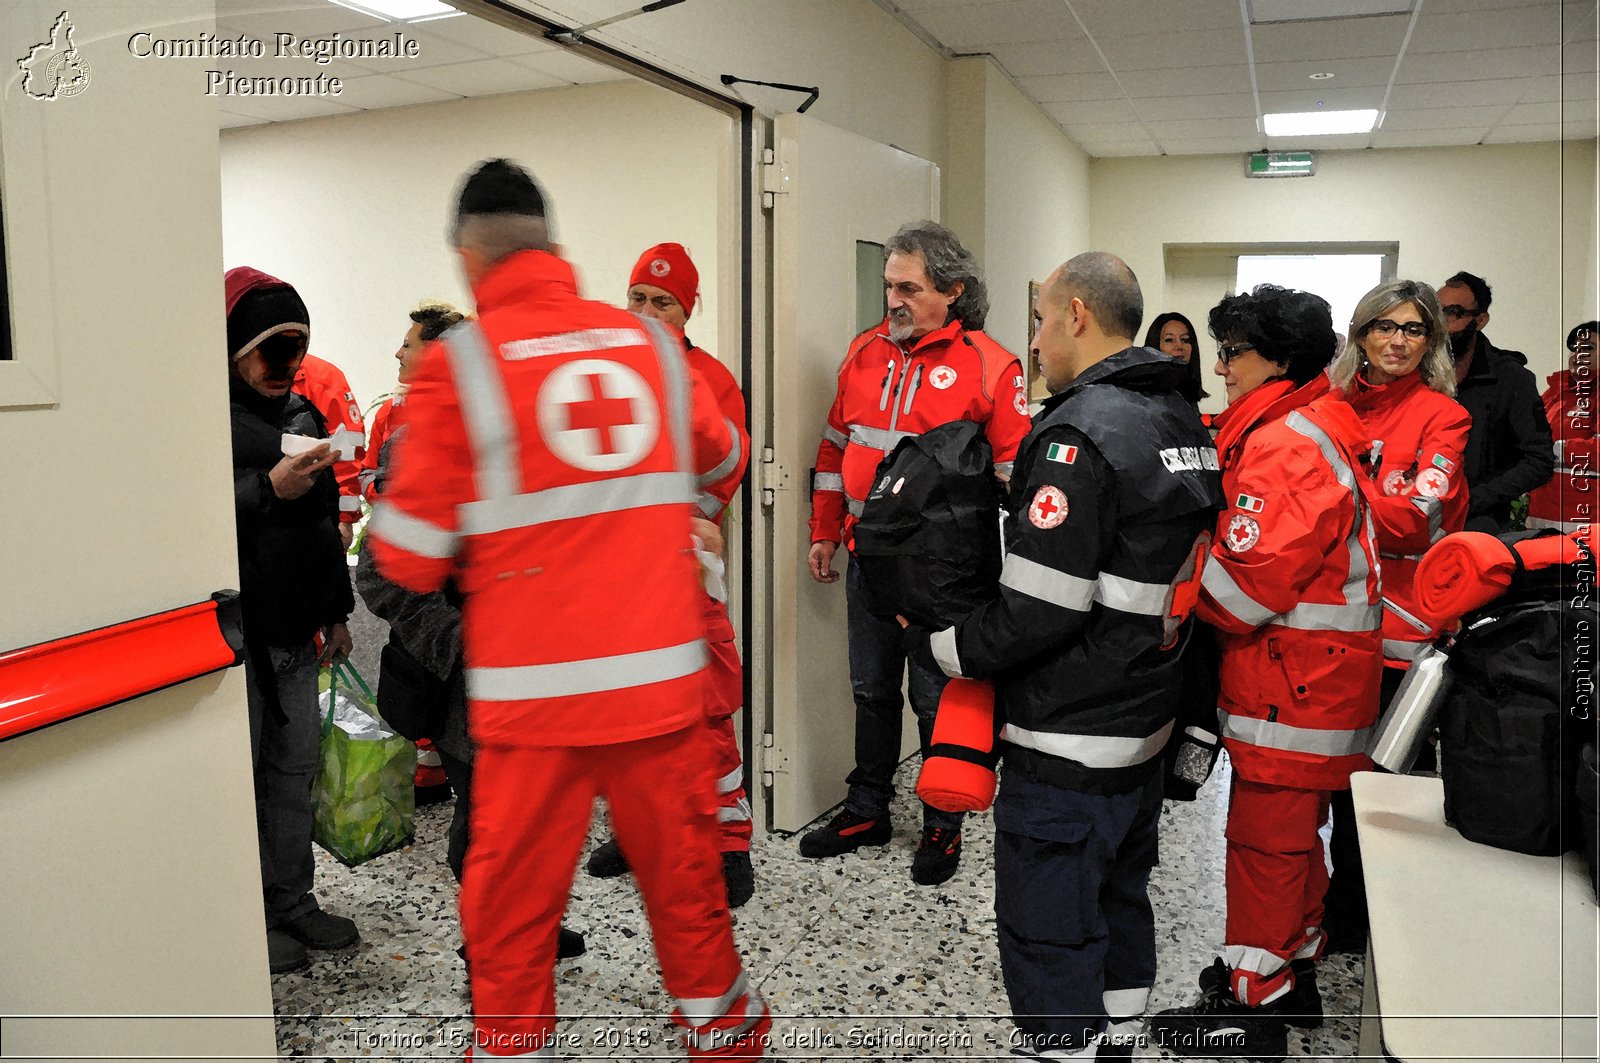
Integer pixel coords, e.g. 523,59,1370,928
270,443,336,501
691,516,724,558
319,622,352,664
807,540,841,584
338,522,355,550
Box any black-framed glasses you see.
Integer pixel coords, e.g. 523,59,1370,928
1218,342,1257,365
1366,319,1429,340
1440,304,1480,320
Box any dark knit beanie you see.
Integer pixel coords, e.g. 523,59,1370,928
227,285,310,362
456,158,546,219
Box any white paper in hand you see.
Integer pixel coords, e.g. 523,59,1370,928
282,428,364,462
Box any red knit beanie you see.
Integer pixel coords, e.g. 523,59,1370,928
629,243,699,320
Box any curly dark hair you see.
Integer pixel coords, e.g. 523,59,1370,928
409,301,465,342
1208,284,1336,386
885,220,989,331
1143,311,1209,404
1443,270,1492,314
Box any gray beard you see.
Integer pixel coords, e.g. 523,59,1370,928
887,314,914,343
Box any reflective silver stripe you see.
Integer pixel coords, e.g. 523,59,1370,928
468,639,706,701
717,800,752,824
1381,551,1425,562
1382,596,1433,635
1410,494,1445,543
994,461,1015,477
1277,601,1382,632
369,501,458,560
1097,572,1170,617
458,471,696,536
1103,987,1150,1018
1000,554,1096,612
644,317,693,472
930,626,963,677
338,494,361,513
1285,411,1375,609
443,321,522,500
1383,638,1425,661
1223,943,1291,978
500,326,645,361
683,990,768,1053
848,423,920,452
1201,559,1277,627
847,495,866,517
822,424,848,449
1001,719,1174,769
1556,466,1600,478
1218,709,1372,757
813,472,845,493
676,971,747,1025
1285,411,1358,494
715,765,744,794
1528,515,1591,532
697,494,724,518
698,419,742,487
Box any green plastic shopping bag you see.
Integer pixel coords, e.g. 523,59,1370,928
311,657,416,866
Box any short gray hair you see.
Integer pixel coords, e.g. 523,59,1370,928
1331,279,1456,398
452,213,550,266
885,220,989,331
1052,251,1143,340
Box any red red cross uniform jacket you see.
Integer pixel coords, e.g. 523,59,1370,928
292,352,366,523
1527,369,1598,532
809,318,1031,547
1198,375,1384,791
358,390,403,503
1346,371,1471,668
368,251,766,1059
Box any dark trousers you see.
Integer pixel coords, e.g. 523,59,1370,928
1325,666,1407,939
438,748,473,883
842,559,961,830
994,766,1162,1056
244,642,321,928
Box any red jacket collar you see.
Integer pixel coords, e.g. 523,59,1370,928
1213,373,1367,469
879,316,965,354
472,249,580,314
1349,365,1428,412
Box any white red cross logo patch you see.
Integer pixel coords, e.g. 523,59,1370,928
1028,485,1068,529
929,365,957,390
536,359,659,472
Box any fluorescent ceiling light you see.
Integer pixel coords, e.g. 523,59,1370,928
329,0,458,21
1248,0,1412,22
1263,109,1380,136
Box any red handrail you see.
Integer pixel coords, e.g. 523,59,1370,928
0,591,243,742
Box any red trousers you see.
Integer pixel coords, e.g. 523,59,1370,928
462,724,767,1059
705,633,751,852
1222,776,1331,1005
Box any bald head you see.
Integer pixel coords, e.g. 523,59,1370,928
1049,251,1143,343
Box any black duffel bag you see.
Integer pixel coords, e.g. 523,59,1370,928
376,636,453,743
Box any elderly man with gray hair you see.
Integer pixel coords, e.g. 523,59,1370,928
801,220,1032,886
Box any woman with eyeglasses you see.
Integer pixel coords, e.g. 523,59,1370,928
1320,278,1471,954
1144,310,1210,407
1150,285,1381,1060
1526,320,1599,532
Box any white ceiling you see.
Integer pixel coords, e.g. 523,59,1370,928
891,0,1599,155
211,0,626,129
212,0,1597,158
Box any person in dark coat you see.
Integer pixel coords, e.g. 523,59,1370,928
1437,271,1555,532
225,266,359,975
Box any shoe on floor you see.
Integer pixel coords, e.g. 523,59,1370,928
910,825,962,886
1197,956,1323,1030
1149,959,1288,1062
267,929,308,975
586,837,631,878
722,850,755,909
276,907,359,950
798,809,891,858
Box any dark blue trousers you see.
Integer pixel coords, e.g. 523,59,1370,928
994,765,1161,1056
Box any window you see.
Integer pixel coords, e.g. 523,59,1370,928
855,241,887,335
1235,253,1386,339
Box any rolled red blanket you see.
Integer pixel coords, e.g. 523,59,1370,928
1413,532,1516,630
916,676,999,813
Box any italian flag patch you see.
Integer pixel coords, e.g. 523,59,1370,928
1431,453,1456,474
1235,493,1265,513
1046,442,1078,464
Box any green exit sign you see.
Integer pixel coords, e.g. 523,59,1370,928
1246,151,1316,178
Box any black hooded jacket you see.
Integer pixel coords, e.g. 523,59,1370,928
1457,333,1555,532
230,375,353,648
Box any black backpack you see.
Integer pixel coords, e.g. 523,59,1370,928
1440,533,1599,857
850,420,1003,630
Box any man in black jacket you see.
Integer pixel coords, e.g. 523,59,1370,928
226,267,359,975
915,253,1223,1060
1438,271,1554,532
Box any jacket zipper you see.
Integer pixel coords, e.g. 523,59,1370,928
901,363,925,415
878,357,897,412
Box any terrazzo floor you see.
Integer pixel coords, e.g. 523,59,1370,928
272,750,1367,1061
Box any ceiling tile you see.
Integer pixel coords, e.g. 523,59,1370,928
1563,41,1600,72
905,0,1079,50
1070,0,1243,35
1144,116,1263,140
1254,56,1397,91
1059,121,1157,142
212,91,361,122
1370,127,1484,147
1080,140,1166,157
1409,7,1564,52
505,49,628,84
404,13,556,57
1250,14,1411,63
216,6,388,39
1015,71,1124,103
217,108,270,129
1262,131,1377,150
1095,29,1248,71
1158,136,1270,155
1480,122,1565,143
1396,45,1560,82
1043,98,1141,124
1496,100,1566,124
339,29,494,71
1118,65,1254,98
394,57,570,95
1133,93,1258,121
1425,0,1571,13
1563,70,1600,98
989,38,1108,77
332,72,462,108
1380,104,1509,128
1388,77,1546,108
1259,85,1388,111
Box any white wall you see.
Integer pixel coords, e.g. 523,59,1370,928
1091,141,1599,386
221,79,730,413
0,0,275,1055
